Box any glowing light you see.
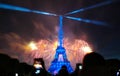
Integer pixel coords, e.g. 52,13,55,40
53,40,58,50
65,0,115,15
35,70,40,74
65,16,108,26
34,63,42,69
0,3,110,26
15,73,18,76
0,3,31,12
82,46,92,53
32,10,57,16
28,41,38,50
0,3,57,16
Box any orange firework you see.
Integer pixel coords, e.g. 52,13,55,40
0,32,92,69
26,38,92,69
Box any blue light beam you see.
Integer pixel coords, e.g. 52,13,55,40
65,16,108,26
0,3,57,16
0,3,31,12
65,0,117,15
32,10,57,16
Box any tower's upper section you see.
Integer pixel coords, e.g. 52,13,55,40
58,15,63,47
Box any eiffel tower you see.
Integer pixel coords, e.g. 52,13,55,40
48,16,73,74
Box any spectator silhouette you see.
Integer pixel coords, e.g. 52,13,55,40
18,63,33,76
9,58,20,75
80,52,110,76
0,53,12,75
57,65,69,76
0,53,34,76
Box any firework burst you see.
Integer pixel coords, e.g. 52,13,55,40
25,38,92,69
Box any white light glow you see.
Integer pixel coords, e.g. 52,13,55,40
28,41,38,50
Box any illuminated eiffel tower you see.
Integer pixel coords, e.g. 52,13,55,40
1,1,114,74
48,16,73,74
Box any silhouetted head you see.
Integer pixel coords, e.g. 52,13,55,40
58,65,69,76
61,65,67,69
0,53,11,67
83,52,105,68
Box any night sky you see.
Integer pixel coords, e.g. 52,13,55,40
0,0,120,63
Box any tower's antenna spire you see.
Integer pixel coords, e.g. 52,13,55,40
58,15,63,47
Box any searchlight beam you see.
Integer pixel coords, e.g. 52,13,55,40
65,0,117,15
65,16,108,26
0,3,57,16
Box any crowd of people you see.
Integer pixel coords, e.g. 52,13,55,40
0,52,120,76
